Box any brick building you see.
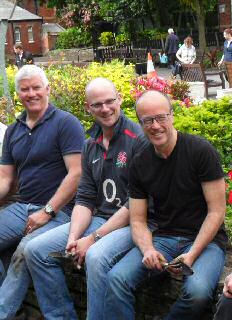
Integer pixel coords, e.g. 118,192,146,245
219,0,232,30
19,0,57,23
18,0,65,55
1,0,43,57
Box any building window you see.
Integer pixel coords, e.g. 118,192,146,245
28,26,34,42
14,27,21,43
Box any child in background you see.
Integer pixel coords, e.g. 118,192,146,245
159,50,168,67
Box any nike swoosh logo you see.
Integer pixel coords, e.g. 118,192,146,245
92,158,100,164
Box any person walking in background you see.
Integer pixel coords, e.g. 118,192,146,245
165,28,179,72
174,36,196,78
218,28,232,82
14,43,34,69
218,28,232,67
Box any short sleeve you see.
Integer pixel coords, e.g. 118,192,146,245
58,113,85,155
0,127,15,165
193,138,224,182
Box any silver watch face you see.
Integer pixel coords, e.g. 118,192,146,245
95,233,101,242
45,204,53,213
44,204,55,217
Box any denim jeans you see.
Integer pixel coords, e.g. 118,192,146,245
25,216,126,320
0,202,71,319
213,294,232,320
103,235,225,320
86,226,134,320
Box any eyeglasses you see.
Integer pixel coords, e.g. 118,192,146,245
89,98,117,109
140,114,171,127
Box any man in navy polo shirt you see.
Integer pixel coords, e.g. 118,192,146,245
0,65,85,319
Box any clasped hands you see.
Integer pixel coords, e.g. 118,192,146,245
66,235,95,269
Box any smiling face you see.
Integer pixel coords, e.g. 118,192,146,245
85,79,122,130
136,91,176,157
18,75,50,117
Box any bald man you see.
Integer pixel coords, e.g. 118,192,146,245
23,77,149,319
103,90,227,320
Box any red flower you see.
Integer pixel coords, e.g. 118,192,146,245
228,171,232,180
228,190,232,205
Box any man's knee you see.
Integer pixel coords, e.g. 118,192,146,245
183,280,214,305
11,239,28,272
86,245,106,270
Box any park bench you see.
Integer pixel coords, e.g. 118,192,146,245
181,63,225,99
225,62,232,88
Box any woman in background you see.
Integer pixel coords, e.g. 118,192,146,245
173,36,196,78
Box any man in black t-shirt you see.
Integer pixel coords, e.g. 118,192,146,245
103,90,227,320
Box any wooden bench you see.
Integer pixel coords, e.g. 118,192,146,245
181,63,225,99
22,246,232,320
225,62,232,88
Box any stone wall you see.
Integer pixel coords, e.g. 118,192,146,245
23,248,232,320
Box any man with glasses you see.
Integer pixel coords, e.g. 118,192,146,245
102,90,227,320
23,77,149,319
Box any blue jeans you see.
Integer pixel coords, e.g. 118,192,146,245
86,226,134,320
25,217,131,320
0,202,71,319
103,236,225,320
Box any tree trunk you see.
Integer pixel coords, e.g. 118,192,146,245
195,0,206,50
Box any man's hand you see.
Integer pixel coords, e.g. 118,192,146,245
223,273,232,298
66,235,95,268
25,209,51,234
173,252,195,268
142,248,166,270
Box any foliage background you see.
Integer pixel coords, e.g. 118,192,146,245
1,61,231,237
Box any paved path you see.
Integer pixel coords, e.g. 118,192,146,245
155,66,229,101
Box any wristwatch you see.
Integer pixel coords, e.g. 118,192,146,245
92,231,102,242
44,203,56,218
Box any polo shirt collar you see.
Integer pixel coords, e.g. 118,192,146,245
17,103,56,126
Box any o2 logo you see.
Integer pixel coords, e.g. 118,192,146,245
103,179,122,208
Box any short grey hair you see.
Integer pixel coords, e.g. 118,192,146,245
15,65,49,92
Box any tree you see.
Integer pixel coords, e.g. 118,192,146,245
179,0,217,50
0,0,17,113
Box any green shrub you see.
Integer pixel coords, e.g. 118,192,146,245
99,32,115,46
115,33,130,45
46,60,136,130
56,27,91,49
137,29,166,40
173,97,232,168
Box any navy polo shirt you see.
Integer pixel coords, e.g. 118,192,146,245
1,104,85,214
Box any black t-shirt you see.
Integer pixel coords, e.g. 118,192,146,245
129,132,227,249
